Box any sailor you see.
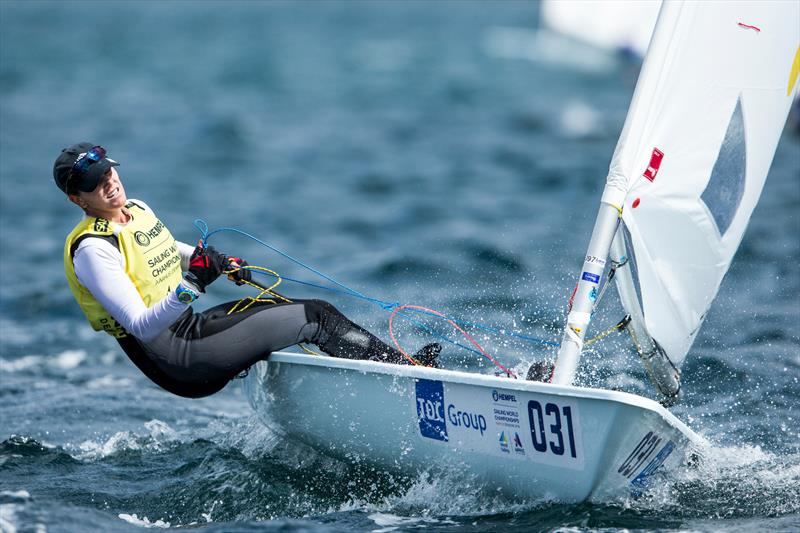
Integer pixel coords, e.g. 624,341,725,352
56,143,439,398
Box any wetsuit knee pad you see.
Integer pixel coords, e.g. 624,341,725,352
302,299,350,341
302,299,341,324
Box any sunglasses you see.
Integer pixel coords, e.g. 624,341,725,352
66,146,107,193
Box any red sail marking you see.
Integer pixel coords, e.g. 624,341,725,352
737,22,761,32
643,148,664,182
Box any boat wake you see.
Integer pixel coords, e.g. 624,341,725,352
1,415,798,531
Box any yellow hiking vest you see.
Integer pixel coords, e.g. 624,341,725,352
63,201,184,338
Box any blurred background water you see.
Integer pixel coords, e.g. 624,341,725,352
1,2,798,532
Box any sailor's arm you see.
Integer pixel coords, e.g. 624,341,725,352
73,238,187,342
177,240,195,271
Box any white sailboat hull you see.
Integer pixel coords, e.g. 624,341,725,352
244,353,706,502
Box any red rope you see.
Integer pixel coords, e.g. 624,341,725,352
388,304,518,378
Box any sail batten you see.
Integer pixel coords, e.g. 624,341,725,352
603,1,798,369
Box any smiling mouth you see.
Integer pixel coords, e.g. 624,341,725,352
107,187,119,200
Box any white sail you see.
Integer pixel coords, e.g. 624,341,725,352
541,0,661,58
601,1,800,369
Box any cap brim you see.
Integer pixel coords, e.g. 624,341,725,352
75,158,120,193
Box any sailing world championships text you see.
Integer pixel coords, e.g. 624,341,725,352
493,408,520,426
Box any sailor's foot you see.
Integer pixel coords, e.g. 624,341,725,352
526,360,554,382
414,342,442,368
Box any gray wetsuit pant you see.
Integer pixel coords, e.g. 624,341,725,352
117,299,408,398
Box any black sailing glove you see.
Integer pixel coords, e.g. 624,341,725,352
184,243,228,293
226,257,252,286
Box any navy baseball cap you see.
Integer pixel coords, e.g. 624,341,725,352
53,142,119,194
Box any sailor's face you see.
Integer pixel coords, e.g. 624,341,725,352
78,167,127,211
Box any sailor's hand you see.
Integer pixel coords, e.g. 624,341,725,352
184,242,228,293
226,257,252,286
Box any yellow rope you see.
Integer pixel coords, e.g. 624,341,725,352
223,264,321,355
584,316,629,346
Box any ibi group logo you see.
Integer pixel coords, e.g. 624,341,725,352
415,379,448,442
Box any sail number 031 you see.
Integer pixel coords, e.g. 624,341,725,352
527,400,578,458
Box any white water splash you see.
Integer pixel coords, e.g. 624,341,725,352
74,420,179,460
118,513,170,529
619,441,800,519
367,512,445,532
86,374,134,389
0,504,20,533
0,491,30,501
0,490,42,533
0,350,86,373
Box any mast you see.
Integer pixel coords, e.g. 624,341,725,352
550,201,682,401
609,229,680,404
551,202,620,385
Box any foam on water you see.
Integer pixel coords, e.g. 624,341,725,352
367,512,453,532
85,375,134,390
73,420,180,461
118,513,171,529
0,350,86,373
0,491,31,501
605,442,800,522
0,490,42,533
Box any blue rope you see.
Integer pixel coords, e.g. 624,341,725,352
196,221,371,300
196,220,560,350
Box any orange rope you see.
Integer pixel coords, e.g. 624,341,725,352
389,304,518,378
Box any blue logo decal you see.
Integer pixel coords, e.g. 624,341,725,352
499,431,510,453
631,440,675,489
589,287,598,302
581,271,600,284
416,379,448,442
447,404,488,436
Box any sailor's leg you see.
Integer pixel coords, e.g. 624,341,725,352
301,299,411,364
140,299,413,386
129,298,442,398
190,298,411,364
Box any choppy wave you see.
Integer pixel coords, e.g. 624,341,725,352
2,418,799,532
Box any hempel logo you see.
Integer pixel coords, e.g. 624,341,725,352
133,220,166,247
492,390,517,403
134,231,151,246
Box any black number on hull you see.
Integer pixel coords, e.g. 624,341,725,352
528,401,578,458
527,400,548,452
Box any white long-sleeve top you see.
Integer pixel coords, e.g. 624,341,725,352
71,201,196,342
